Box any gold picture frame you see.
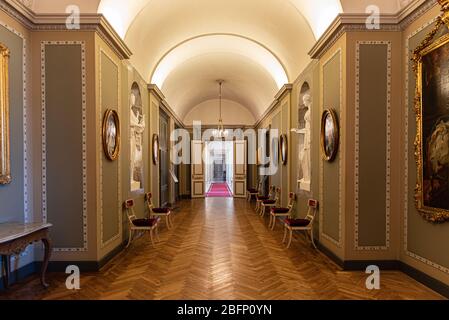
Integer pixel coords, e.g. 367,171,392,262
280,134,288,165
0,43,10,185
412,2,449,223
152,134,159,165
102,109,121,161
320,108,339,162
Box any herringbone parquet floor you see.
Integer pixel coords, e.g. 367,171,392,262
0,198,443,300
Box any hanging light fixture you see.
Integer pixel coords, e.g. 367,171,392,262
213,80,228,138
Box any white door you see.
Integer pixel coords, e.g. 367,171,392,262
233,140,247,198
191,140,205,198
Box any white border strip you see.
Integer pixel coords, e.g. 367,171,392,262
404,17,449,274
41,41,88,252
354,41,392,251
99,48,122,249
320,48,342,248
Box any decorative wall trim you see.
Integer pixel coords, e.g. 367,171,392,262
0,20,29,259
404,17,449,275
309,0,438,59
99,48,122,249
319,48,342,248
40,41,88,252
354,41,391,251
254,84,293,128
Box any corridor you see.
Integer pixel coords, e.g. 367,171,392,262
0,198,441,300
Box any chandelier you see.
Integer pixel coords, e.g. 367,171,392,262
213,80,228,138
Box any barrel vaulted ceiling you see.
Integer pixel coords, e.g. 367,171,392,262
30,0,416,121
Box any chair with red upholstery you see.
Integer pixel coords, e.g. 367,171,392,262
283,199,318,249
269,192,296,230
255,185,275,213
146,192,173,230
247,179,262,202
260,187,280,217
124,199,160,248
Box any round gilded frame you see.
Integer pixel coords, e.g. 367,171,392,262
320,108,339,162
102,109,121,161
280,134,288,165
152,134,160,165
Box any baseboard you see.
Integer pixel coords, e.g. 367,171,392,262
180,195,192,200
0,261,38,290
316,241,344,268
343,260,401,271
316,243,449,299
400,262,449,299
98,241,126,270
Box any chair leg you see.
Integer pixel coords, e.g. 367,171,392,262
150,229,155,247
287,229,293,249
126,229,133,248
155,225,160,242
166,215,171,230
271,216,276,230
310,228,317,249
282,226,288,243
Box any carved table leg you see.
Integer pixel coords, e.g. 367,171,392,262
40,237,52,288
2,255,10,289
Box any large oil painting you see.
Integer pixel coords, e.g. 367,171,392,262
414,12,449,222
0,43,10,185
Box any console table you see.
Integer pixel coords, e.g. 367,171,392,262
0,222,52,289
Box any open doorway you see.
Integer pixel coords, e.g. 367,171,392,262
205,141,233,197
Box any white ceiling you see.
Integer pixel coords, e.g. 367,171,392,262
30,0,417,122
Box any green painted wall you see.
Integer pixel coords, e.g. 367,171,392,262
45,44,84,249
358,43,388,247
322,52,341,243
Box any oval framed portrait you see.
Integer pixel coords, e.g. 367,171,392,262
152,134,160,165
280,134,288,165
320,109,339,162
272,136,279,165
102,109,120,161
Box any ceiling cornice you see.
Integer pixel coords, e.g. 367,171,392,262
254,84,292,128
148,84,185,128
0,0,132,59
309,0,438,59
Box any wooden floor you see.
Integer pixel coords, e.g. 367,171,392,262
0,198,443,300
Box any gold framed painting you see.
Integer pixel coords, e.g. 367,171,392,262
320,109,339,162
152,134,159,165
413,5,449,223
280,134,288,165
102,109,121,161
0,43,10,185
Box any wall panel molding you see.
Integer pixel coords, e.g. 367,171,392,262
40,41,88,252
99,48,122,249
0,19,29,259
320,48,342,248
354,41,391,251
404,17,449,275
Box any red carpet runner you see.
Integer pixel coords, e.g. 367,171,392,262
206,183,233,198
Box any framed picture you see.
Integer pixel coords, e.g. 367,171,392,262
102,109,120,161
152,134,160,165
413,13,449,223
271,136,279,165
280,134,288,165
320,109,339,162
0,43,10,185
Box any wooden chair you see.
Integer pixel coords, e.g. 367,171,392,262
146,192,173,230
283,199,318,249
260,187,281,217
255,185,275,213
269,192,296,230
246,179,262,202
124,199,160,248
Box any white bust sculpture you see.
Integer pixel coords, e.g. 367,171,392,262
130,92,146,191
298,93,312,191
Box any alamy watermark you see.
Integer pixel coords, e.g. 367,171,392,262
365,265,381,290
65,265,81,290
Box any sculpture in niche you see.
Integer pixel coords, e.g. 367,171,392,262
297,93,312,191
130,83,145,192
